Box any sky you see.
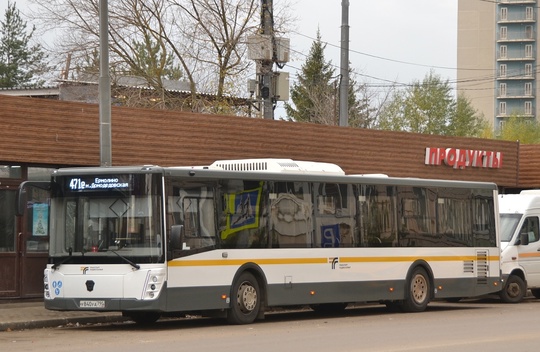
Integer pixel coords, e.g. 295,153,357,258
287,0,458,93
1,0,458,115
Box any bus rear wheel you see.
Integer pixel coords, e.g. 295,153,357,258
400,267,430,312
227,272,261,324
500,274,526,303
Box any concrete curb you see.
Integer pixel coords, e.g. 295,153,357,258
1,315,129,332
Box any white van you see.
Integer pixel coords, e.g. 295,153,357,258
499,191,540,303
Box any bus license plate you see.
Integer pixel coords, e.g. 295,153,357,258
79,300,105,308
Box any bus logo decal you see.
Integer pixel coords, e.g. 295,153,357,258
329,257,339,269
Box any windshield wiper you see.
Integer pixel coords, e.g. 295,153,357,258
110,250,140,270
52,247,75,270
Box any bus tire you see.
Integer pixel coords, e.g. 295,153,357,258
400,267,430,312
530,288,540,299
227,272,261,324
500,274,526,303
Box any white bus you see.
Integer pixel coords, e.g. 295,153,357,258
38,159,501,324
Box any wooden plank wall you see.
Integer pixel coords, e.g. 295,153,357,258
0,95,521,187
518,145,540,188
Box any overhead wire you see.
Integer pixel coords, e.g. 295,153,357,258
277,0,540,97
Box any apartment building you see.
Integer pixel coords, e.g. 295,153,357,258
458,0,538,130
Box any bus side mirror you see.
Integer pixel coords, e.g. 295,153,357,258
519,232,529,246
170,225,184,250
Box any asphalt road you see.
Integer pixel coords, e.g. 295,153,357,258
2,297,540,352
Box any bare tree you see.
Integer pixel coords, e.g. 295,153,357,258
27,0,284,113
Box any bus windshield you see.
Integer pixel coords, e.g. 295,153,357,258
499,213,522,242
49,173,164,263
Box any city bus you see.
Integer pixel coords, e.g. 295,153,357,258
35,159,501,324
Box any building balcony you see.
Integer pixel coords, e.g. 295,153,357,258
497,31,536,41
498,13,536,23
497,90,535,99
497,56,536,61
498,71,535,80
499,0,537,4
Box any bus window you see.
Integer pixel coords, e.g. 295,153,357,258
436,188,473,246
219,180,267,249
314,183,356,248
472,194,497,247
398,187,437,247
269,181,312,248
358,185,397,247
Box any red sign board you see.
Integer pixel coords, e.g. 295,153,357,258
425,147,502,169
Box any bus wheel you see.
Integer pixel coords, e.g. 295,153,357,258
124,311,161,325
400,267,430,312
227,272,261,324
530,288,540,299
500,275,526,303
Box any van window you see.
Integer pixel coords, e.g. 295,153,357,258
519,217,540,244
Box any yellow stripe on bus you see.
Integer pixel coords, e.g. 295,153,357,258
168,255,500,267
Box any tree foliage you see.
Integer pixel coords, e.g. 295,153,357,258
27,0,292,113
0,1,47,87
376,71,487,137
285,30,336,124
498,116,540,144
285,31,375,126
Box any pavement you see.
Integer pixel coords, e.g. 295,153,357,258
0,299,128,331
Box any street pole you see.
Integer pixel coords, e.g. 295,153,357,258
339,0,349,127
99,0,112,166
261,0,274,119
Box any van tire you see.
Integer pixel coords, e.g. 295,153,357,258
500,275,526,303
530,288,540,299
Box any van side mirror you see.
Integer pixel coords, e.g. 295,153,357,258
170,225,184,250
519,232,529,246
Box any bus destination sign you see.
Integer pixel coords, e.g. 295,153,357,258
68,175,131,192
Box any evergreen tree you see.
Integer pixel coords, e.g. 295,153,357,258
285,30,336,124
447,93,489,137
0,1,47,87
347,72,377,128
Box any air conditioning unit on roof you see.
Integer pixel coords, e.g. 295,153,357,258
210,158,345,175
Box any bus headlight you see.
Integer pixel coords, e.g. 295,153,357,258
142,270,165,300
44,270,51,300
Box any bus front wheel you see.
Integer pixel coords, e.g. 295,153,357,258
227,272,261,324
400,267,430,312
500,275,526,303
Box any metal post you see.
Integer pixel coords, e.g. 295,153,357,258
261,0,274,119
339,0,350,127
99,0,112,166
